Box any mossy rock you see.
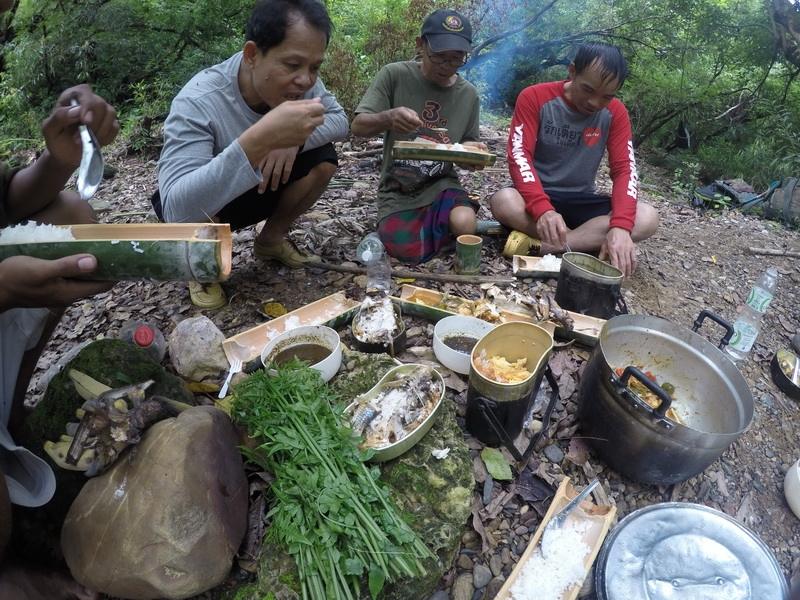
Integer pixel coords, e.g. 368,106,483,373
328,345,399,404
21,338,195,450
380,398,474,599
244,350,473,599
218,584,274,600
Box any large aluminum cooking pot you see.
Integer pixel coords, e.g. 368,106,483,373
578,310,753,485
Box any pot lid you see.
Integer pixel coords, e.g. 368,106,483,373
595,503,788,600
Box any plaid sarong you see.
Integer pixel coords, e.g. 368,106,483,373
378,188,476,264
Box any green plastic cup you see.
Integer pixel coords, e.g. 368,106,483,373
455,234,482,275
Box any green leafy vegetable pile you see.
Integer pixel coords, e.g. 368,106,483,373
233,365,432,600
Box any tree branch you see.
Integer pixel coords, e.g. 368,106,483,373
471,0,560,57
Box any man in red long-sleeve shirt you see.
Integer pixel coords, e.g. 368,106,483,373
489,42,658,276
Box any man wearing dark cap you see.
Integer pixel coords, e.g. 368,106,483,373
351,9,486,264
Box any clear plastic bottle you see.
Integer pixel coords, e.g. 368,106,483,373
725,267,779,362
355,232,392,293
119,320,167,363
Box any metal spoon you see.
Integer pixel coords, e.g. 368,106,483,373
541,479,600,558
70,98,104,200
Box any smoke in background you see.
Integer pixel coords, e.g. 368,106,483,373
462,0,606,109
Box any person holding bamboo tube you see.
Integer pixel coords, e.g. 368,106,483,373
350,9,486,265
153,0,347,309
0,71,118,598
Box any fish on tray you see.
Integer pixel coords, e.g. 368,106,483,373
352,292,399,345
350,365,444,448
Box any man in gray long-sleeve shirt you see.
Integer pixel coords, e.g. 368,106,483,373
153,0,347,308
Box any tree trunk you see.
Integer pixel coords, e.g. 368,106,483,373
770,0,800,68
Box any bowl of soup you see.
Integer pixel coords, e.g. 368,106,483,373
261,325,342,382
433,315,495,375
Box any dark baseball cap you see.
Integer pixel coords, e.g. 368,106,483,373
421,9,472,54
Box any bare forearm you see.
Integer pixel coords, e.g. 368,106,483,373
351,112,393,138
5,150,75,223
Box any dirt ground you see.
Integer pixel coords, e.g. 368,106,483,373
29,125,800,597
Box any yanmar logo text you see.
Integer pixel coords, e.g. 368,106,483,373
627,140,639,200
512,124,535,183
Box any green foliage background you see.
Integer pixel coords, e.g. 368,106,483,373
1,0,799,190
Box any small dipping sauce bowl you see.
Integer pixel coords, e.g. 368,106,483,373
261,325,342,383
433,315,495,375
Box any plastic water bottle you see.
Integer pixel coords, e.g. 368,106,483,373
725,267,779,362
356,232,392,293
119,320,167,363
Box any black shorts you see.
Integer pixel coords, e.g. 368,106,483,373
548,192,611,230
151,143,338,230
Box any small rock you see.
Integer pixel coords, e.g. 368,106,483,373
408,346,434,358
451,573,474,600
457,554,473,570
482,478,494,505
543,444,564,463
489,554,503,577
501,547,512,565
520,510,537,524
407,326,425,338
486,576,505,598
514,525,528,535
428,592,449,600
461,531,479,546
515,539,527,555
473,564,493,589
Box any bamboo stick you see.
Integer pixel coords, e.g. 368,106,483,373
747,247,800,258
304,259,515,285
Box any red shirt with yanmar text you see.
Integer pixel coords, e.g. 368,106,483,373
507,80,639,231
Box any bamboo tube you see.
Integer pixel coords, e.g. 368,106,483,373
392,141,497,166
0,223,232,282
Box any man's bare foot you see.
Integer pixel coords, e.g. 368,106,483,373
0,565,98,600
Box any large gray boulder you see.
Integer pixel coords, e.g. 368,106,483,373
62,406,248,600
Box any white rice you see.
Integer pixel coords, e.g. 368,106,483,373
510,520,590,600
538,254,562,271
0,222,75,244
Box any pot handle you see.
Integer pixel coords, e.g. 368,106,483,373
692,309,734,349
615,366,675,422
